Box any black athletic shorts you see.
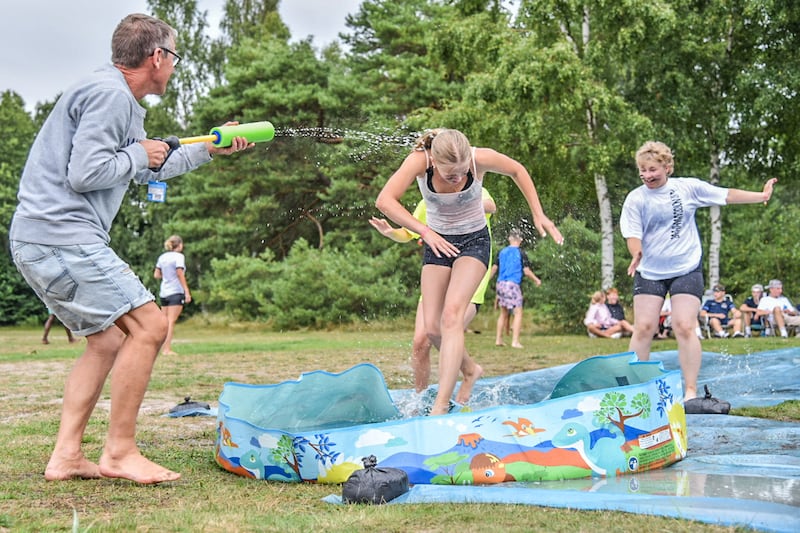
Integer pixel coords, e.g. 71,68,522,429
160,293,186,307
422,226,490,269
633,263,704,301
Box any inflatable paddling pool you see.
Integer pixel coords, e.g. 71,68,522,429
215,351,687,484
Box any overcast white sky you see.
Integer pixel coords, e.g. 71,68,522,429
0,0,363,111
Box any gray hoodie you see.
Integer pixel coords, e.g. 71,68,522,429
10,64,211,245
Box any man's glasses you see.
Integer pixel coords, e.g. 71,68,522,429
159,47,182,66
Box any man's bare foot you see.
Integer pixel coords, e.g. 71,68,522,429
511,342,523,349
42,338,49,345
495,341,505,346
45,454,102,481
455,363,484,404
99,452,181,484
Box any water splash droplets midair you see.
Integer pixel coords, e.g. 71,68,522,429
274,126,419,161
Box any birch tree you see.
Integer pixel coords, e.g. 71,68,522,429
623,0,785,287
470,0,664,288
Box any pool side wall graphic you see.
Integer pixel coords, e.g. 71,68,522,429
215,353,686,484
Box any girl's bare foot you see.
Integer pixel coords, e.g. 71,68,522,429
428,404,449,416
455,363,484,404
45,454,102,481
511,342,524,349
683,385,698,402
99,451,181,484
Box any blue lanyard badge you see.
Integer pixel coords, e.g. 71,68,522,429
147,180,168,202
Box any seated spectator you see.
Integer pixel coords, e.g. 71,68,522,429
656,293,702,339
695,317,704,340
605,287,634,336
700,283,743,338
756,279,800,338
656,294,672,339
739,283,766,337
584,291,632,338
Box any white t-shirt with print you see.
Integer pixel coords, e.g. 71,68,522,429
620,177,727,280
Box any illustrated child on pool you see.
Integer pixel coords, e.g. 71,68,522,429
376,128,563,415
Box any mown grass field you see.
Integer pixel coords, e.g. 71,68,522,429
0,316,795,532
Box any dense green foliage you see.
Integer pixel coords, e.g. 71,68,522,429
2,0,798,331
0,91,43,325
204,238,419,327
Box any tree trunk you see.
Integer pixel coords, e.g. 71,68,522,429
580,7,614,290
707,150,722,287
304,211,325,250
586,103,615,290
595,171,615,290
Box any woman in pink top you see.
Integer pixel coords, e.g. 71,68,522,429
584,291,632,338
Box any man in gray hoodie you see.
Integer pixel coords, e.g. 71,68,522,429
9,13,252,484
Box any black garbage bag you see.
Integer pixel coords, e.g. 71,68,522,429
342,455,409,504
684,385,731,415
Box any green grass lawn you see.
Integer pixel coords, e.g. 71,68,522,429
0,318,795,532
